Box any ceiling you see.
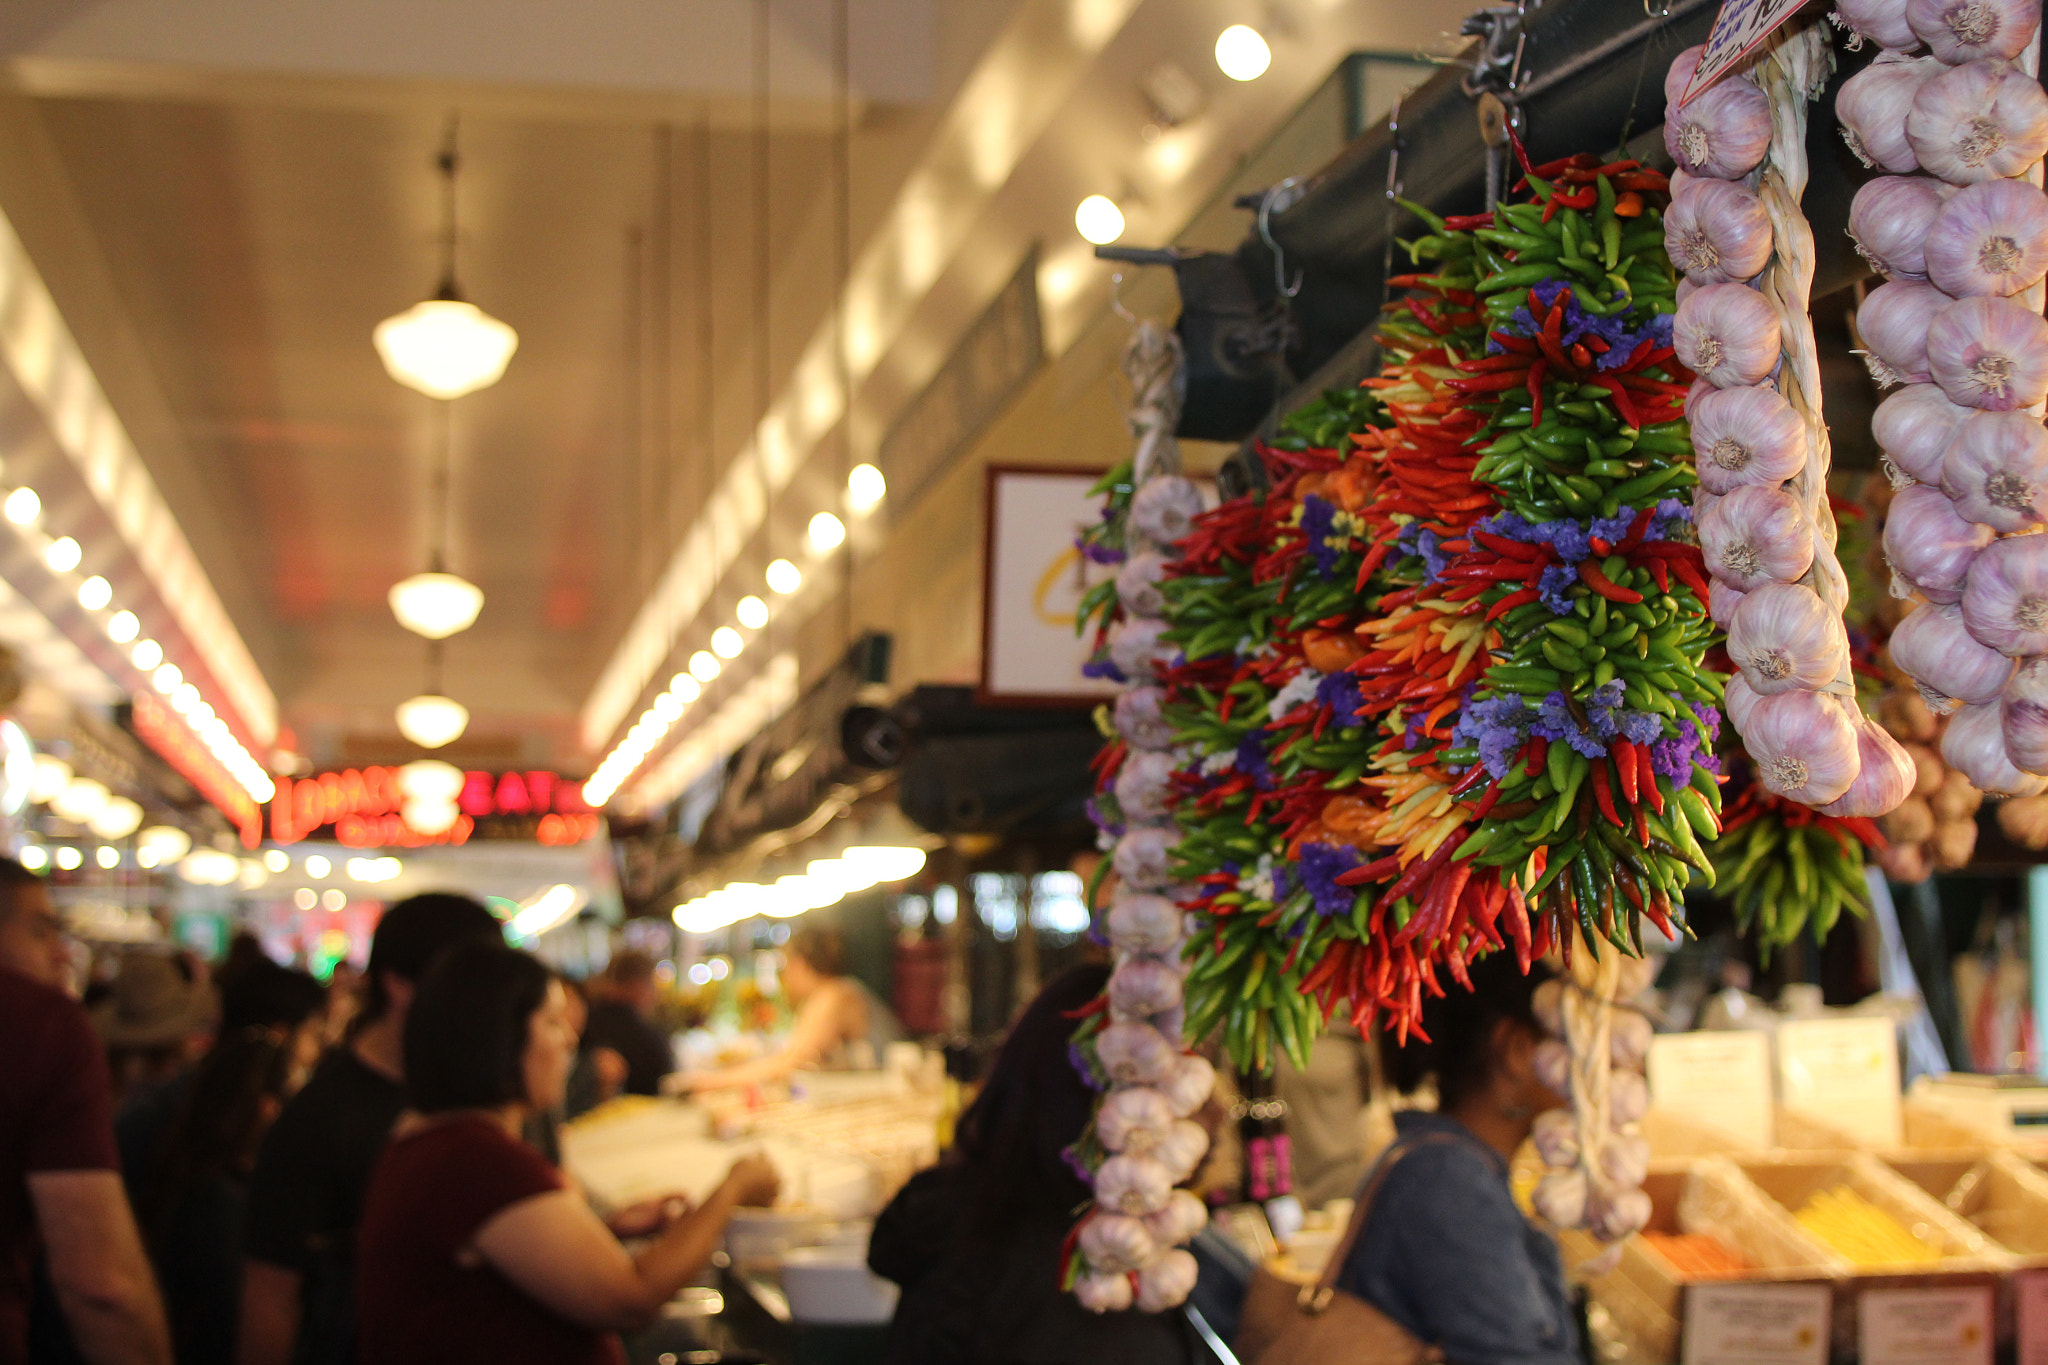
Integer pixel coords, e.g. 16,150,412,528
0,0,1474,789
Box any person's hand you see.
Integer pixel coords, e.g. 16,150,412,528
607,1193,693,1238
723,1152,780,1208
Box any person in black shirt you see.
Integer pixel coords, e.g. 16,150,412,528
238,893,501,1365
576,950,673,1098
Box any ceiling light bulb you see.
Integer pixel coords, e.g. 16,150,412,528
689,650,721,682
19,846,46,871
808,512,847,553
4,488,39,525
654,691,683,722
322,888,346,911
1075,195,1126,245
95,845,118,869
173,683,200,714
293,888,317,910
77,576,110,611
43,538,80,573
398,759,465,802
30,756,70,805
736,595,769,630
372,298,519,399
847,463,886,513
263,848,289,873
153,663,182,694
766,559,803,594
711,626,744,659
304,854,331,878
1215,24,1273,80
131,639,162,671
106,610,139,643
389,572,485,639
54,845,82,870
89,796,143,840
395,693,469,749
669,674,702,703
52,778,109,824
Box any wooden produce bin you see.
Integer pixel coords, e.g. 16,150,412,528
1572,1159,1844,1365
1887,1151,2048,1265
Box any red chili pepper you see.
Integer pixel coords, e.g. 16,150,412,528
1441,211,1496,231
1671,557,1712,601
1612,742,1640,806
1589,536,1613,557
1591,375,1642,429
1553,187,1598,210
1642,896,1676,940
1459,352,1536,374
1489,331,1539,356
1474,531,1542,559
1579,560,1644,603
1526,359,1547,429
1619,507,1655,551
1642,556,1670,593
1444,371,1532,394
1639,750,1666,817
1526,735,1550,778
1485,586,1540,621
1569,342,1592,369
1471,783,1505,821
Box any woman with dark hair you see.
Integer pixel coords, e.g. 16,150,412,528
867,964,1197,1365
355,943,778,1365
1330,952,1578,1365
676,925,903,1092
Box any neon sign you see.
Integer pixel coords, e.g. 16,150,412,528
272,769,597,848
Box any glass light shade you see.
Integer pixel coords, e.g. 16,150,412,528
736,596,769,629
30,755,71,805
766,559,802,594
77,576,111,611
669,674,702,703
807,512,846,553
1215,24,1272,80
402,796,461,834
88,796,143,840
1075,195,1126,245
131,639,162,671
373,298,519,399
847,463,886,513
844,845,929,882
396,693,469,749
711,626,744,659
43,538,80,573
178,848,240,886
4,488,39,525
398,758,465,802
689,651,721,682
138,825,192,865
389,572,484,639
107,611,139,643
52,778,110,825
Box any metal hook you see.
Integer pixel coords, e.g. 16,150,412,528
1256,177,1306,300
1110,271,1139,325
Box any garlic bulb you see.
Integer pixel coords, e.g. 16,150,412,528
1909,57,2048,183
1114,686,1177,751
1532,979,1565,1035
1662,44,1707,108
1078,1212,1158,1273
1074,1272,1135,1314
1157,1052,1215,1119
1710,578,1747,628
1675,283,1783,388
1609,1070,1651,1124
1690,384,1807,493
1666,178,1775,285
1095,1021,1181,1086
1840,54,1944,172
1850,177,1950,282
1925,179,2048,299
1112,824,1180,890
1107,617,1175,678
1109,957,1185,1021
2002,658,2048,773
1534,1038,1571,1093
1728,583,1849,692
1128,476,1205,546
1588,1187,1655,1242
1113,750,1177,822
1745,689,1861,806
1610,1010,1655,1068
1699,484,1818,590
1599,1134,1653,1189
1724,670,1764,733
1940,410,2048,530
1107,892,1185,955
1838,0,1921,50
1148,1120,1210,1184
1873,384,1974,484
1890,602,2017,704
1664,76,1774,180
1142,1189,1208,1248
1962,533,2048,656
1857,280,1946,388
1818,718,1919,817
1943,699,2048,794
1135,1248,1199,1313
1907,0,2042,65
1883,484,1993,602
1532,1167,1590,1229
1094,1152,1175,1216
1928,295,2048,410
1532,1108,1581,1167
1117,551,1170,618
1097,1087,1176,1153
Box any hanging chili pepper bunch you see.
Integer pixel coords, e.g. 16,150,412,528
1421,150,1729,966
1163,232,1539,1066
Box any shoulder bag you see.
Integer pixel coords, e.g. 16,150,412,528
1232,1136,1453,1365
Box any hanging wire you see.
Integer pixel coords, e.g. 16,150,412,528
429,398,454,574
435,114,461,293
1110,270,1139,325
753,0,774,660
1381,93,1405,317
653,125,676,616
832,0,854,645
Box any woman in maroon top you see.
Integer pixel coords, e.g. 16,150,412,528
356,944,778,1364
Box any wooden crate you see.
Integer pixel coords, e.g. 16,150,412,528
1735,1152,2008,1269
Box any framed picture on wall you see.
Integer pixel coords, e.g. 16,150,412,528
979,465,1122,707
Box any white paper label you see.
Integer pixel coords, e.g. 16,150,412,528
1859,1286,1992,1365
1776,1017,1902,1148
1683,0,1809,104
2018,1270,2048,1365
1649,1030,1774,1150
1684,1283,1830,1365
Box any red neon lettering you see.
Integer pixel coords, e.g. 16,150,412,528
525,771,556,812
494,771,530,814
458,771,494,817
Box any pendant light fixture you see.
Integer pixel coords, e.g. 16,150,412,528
373,122,518,400
396,640,469,749
391,365,484,640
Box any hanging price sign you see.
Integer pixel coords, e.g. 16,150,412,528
1682,0,1811,104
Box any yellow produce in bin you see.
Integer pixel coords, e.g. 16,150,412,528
1734,1153,2007,1270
